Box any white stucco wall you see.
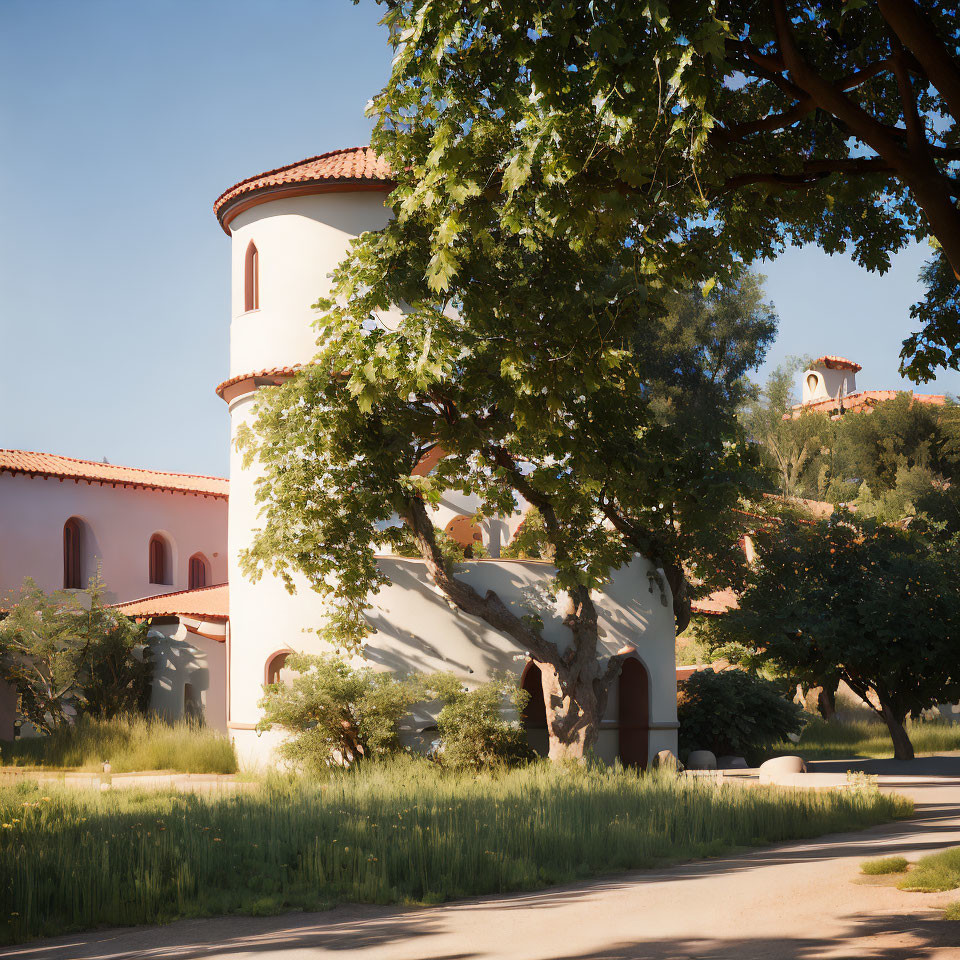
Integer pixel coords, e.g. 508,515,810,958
227,387,676,768
802,363,857,404
145,621,227,732
0,472,228,604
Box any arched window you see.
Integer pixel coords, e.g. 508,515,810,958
188,553,208,590
265,651,292,686
148,534,170,585
244,240,259,312
63,518,82,589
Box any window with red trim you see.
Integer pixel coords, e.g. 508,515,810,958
149,534,168,585
188,553,208,590
265,652,290,686
63,518,82,589
244,241,259,311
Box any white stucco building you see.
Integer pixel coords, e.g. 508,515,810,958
1,147,678,766
0,451,229,736
210,147,678,767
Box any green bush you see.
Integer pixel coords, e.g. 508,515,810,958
861,855,908,875
0,577,153,732
677,669,804,759
431,674,534,768
258,653,424,769
0,714,236,773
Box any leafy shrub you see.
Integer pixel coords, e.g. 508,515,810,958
677,668,804,759
861,856,908,875
430,673,534,768
258,653,424,769
0,577,153,732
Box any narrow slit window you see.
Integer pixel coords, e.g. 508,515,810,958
63,518,82,589
244,241,259,311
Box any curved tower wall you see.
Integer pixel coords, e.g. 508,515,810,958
227,192,394,377
225,187,392,754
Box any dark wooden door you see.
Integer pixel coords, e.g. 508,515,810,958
618,657,650,769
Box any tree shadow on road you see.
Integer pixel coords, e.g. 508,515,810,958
548,911,960,960
0,909,472,960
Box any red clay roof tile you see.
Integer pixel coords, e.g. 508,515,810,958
215,365,307,399
0,450,228,498
813,355,862,373
214,147,393,233
114,583,229,621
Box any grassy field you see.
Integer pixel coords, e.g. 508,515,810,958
774,718,960,761
0,757,911,945
0,716,237,774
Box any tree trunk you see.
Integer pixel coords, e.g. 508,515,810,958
817,680,838,721
403,497,623,762
538,659,608,761
879,701,915,761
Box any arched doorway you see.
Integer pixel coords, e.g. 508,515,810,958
618,657,650,769
520,661,548,757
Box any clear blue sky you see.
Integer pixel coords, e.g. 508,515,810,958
2,1,957,478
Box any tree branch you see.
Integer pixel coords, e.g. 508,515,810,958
877,0,960,124
402,496,561,669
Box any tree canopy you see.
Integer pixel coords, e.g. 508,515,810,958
710,513,960,759
364,0,960,377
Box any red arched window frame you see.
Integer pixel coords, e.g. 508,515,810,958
244,240,259,312
149,535,167,585
264,651,291,686
188,553,208,590
63,518,82,589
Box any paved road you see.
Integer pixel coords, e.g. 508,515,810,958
6,759,960,960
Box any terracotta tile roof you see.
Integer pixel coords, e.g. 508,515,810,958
214,147,393,232
691,588,739,616
676,661,732,682
791,390,947,417
812,355,862,373
114,583,229,621
0,450,229,498
215,365,307,399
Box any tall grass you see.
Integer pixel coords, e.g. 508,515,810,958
0,715,237,774
0,757,910,944
898,846,960,892
774,718,960,761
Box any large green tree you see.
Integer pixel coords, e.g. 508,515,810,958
240,264,770,759
711,514,960,760
361,0,960,378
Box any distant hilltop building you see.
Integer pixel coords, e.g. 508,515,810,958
790,355,946,418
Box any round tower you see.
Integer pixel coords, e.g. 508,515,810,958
801,355,861,405
213,147,395,762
